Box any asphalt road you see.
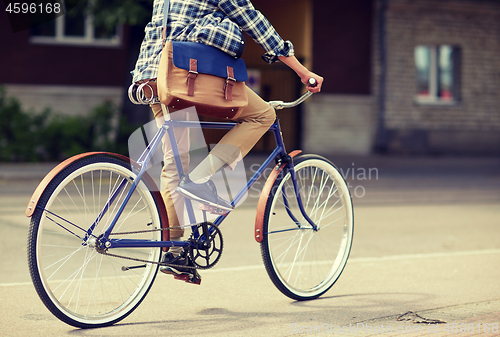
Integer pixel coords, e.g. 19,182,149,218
0,155,499,336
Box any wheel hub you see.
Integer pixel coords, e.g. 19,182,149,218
86,237,98,248
299,223,318,232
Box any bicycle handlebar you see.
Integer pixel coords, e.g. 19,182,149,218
268,78,317,110
268,91,313,110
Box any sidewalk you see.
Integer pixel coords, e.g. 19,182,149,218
0,162,57,180
2,154,499,208
1,154,499,180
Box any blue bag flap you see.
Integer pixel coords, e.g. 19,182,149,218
171,41,248,82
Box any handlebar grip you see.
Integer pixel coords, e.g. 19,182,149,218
308,78,318,87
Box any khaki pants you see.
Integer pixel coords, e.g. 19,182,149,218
151,86,275,237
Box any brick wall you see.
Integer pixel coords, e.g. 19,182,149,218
304,95,376,155
374,0,500,154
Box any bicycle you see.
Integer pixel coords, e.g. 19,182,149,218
26,80,354,328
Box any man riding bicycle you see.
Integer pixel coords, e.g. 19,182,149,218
131,0,323,277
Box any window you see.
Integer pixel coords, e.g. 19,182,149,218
414,45,460,103
30,1,120,46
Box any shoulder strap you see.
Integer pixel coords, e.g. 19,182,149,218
162,0,170,41
163,0,170,29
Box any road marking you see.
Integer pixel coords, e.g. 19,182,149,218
3,249,499,287
347,248,500,263
205,248,500,273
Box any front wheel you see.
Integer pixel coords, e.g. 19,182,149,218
27,155,164,328
260,155,354,300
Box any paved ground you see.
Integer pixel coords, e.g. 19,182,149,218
0,154,499,336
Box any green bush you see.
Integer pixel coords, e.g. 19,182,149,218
0,86,136,162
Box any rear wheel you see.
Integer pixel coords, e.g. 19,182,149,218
261,155,354,300
27,155,163,328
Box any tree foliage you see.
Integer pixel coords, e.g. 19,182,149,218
0,87,137,162
90,0,154,29
76,0,154,30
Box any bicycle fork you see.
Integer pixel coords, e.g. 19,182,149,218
281,160,319,232
271,119,318,232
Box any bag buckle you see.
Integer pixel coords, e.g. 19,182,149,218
188,70,198,78
226,77,236,84
186,67,198,97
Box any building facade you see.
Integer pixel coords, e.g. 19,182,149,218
305,0,500,155
376,0,500,155
1,0,499,155
0,2,130,116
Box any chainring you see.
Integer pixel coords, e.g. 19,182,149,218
189,222,223,269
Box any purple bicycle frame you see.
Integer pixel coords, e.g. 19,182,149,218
97,113,318,250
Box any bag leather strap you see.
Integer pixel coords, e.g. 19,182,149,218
225,66,236,101
162,0,170,42
187,58,198,96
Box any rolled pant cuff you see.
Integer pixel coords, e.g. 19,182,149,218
210,144,242,170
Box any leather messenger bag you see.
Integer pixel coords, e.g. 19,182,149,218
157,41,248,119
157,0,248,119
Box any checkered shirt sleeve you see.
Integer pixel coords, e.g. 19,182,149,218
218,0,294,63
131,0,294,83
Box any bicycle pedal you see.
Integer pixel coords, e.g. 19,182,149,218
198,203,229,215
174,273,201,285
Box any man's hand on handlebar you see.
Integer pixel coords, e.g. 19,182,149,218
277,55,323,94
301,72,323,94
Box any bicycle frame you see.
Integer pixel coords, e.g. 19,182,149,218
95,104,318,251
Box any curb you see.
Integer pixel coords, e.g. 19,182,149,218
1,155,499,180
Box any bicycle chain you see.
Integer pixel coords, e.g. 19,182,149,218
99,225,198,270
98,223,223,270
99,248,197,270
108,224,186,236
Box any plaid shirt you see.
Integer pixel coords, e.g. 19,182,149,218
131,0,294,83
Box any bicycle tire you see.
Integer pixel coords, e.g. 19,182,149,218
260,154,354,300
27,154,164,328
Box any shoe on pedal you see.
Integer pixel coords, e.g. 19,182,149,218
160,252,193,275
175,175,233,211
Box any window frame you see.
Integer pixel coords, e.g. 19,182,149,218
414,44,461,105
30,12,121,47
